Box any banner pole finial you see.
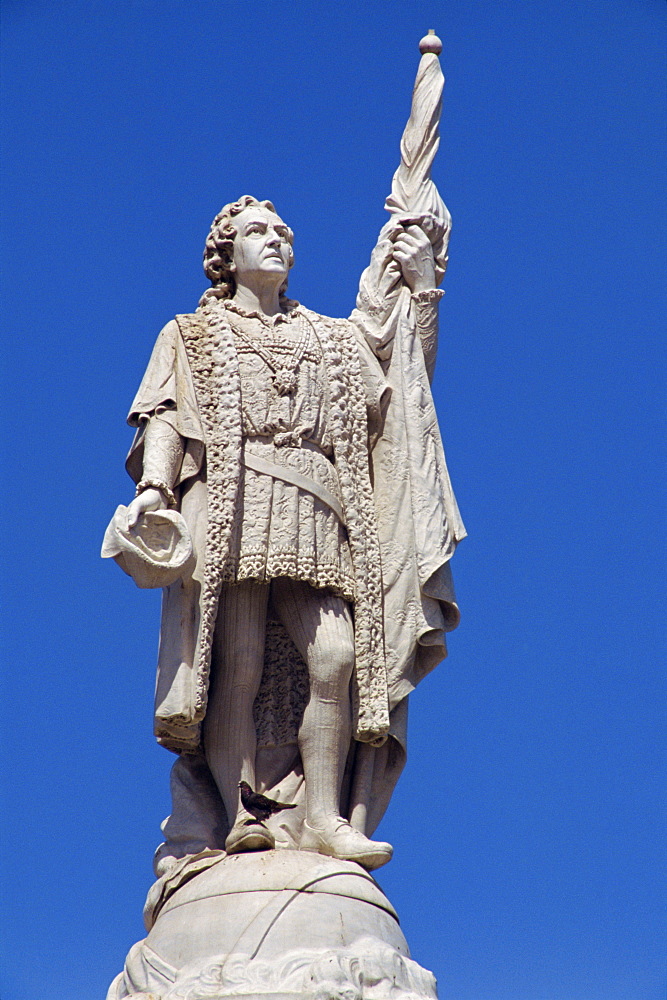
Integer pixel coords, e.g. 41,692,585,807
419,29,442,55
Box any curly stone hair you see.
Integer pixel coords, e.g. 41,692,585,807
200,195,295,305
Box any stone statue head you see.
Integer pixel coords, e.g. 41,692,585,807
202,196,295,302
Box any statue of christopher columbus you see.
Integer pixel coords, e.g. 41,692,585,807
103,32,465,881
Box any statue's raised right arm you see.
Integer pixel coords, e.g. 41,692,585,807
351,30,451,380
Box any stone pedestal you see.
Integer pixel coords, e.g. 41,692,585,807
107,849,438,999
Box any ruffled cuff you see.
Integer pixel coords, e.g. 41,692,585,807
410,288,444,304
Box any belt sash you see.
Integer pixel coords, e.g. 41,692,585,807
243,448,345,524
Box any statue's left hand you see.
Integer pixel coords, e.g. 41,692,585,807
392,223,437,294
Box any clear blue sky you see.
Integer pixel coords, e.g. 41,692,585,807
1,2,665,998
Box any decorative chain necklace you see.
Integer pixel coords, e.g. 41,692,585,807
228,309,314,397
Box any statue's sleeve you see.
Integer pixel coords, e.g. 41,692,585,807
350,241,444,383
410,287,444,383
125,320,205,486
348,223,402,363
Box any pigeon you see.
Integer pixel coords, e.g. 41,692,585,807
238,780,297,825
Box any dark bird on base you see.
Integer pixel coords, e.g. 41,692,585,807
238,780,297,824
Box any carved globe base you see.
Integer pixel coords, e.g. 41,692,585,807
107,849,438,999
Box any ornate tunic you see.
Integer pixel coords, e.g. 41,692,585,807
221,301,355,601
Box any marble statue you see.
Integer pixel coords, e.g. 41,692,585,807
103,31,465,1000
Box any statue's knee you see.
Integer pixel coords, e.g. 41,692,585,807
309,639,354,697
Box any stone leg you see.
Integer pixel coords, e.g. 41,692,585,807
202,580,272,851
272,579,393,870
271,578,353,826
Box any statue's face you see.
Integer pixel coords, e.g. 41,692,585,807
231,206,292,286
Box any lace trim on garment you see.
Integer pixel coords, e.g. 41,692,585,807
222,297,300,324
228,550,355,604
175,306,244,724
410,288,444,304
306,311,389,743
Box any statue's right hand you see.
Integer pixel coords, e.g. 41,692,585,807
126,488,167,528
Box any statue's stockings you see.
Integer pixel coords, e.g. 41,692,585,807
202,578,354,830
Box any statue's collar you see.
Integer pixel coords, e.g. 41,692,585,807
221,298,300,326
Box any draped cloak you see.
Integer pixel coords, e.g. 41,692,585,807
125,287,465,848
